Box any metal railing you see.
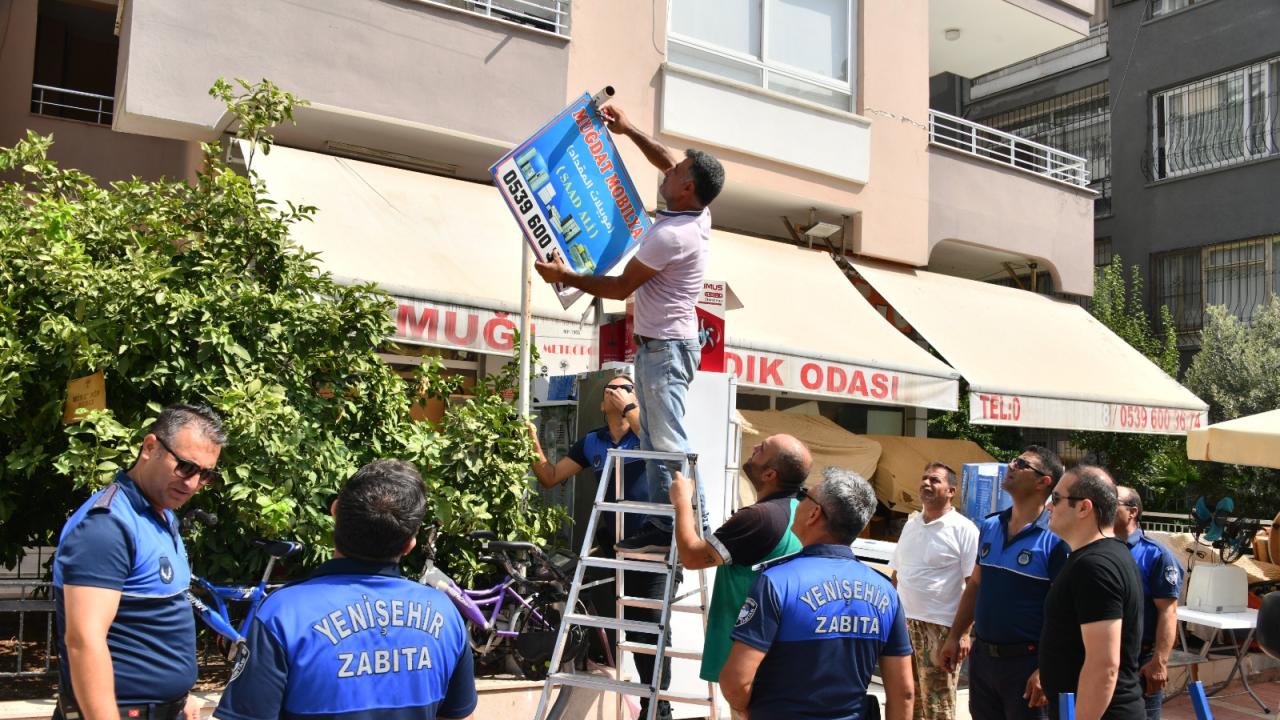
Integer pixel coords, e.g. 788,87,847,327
1143,511,1273,535
30,83,114,126
928,110,1092,187
0,580,55,679
428,0,569,35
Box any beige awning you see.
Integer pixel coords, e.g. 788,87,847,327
863,435,996,512
711,234,960,410
1187,409,1280,469
736,409,882,502
246,143,597,372
849,258,1209,435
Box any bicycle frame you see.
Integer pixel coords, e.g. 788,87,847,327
188,549,285,657
423,561,552,638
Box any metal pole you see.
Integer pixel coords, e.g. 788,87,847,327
518,242,534,418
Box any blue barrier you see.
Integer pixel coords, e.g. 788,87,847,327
1190,680,1215,720
1059,692,1075,719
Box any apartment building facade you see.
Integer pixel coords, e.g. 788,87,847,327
959,0,1280,359
6,0,1211,441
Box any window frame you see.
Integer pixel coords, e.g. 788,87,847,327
666,0,856,112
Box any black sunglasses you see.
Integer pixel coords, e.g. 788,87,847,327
1049,491,1086,506
605,383,635,392
1010,456,1049,477
794,486,825,512
155,435,221,486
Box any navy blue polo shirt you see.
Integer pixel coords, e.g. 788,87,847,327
731,544,911,720
1125,528,1183,648
216,558,477,720
974,507,1068,645
53,471,196,704
567,427,645,539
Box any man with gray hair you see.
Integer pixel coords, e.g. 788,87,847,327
1040,466,1143,720
54,404,226,720
719,468,914,720
535,103,725,555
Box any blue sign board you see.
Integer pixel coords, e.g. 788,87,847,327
491,92,652,309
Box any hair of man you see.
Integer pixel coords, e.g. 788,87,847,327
1024,443,1065,483
150,403,227,447
685,148,725,206
814,466,876,544
924,461,957,487
334,459,428,562
769,441,810,491
1118,485,1143,517
1069,464,1119,528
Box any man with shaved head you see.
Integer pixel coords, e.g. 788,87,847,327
669,433,810,684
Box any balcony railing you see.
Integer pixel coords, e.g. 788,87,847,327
427,0,569,35
928,110,1091,187
31,83,114,126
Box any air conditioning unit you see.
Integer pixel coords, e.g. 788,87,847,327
1186,564,1248,613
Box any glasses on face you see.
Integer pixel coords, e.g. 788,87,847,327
1010,456,1049,477
155,435,221,486
794,487,825,513
605,384,634,392
1049,491,1086,507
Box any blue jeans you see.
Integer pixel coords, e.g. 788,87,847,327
633,337,704,532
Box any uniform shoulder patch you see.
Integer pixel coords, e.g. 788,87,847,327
1164,562,1180,587
89,483,122,512
735,597,758,627
228,644,251,683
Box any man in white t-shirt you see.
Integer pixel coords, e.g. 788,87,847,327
889,461,979,720
535,104,725,553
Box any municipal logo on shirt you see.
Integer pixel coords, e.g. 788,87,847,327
1017,550,1032,566
159,556,174,584
736,598,758,627
229,644,251,683
1165,563,1180,586
980,543,991,558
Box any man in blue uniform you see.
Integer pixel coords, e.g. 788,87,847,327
719,467,914,720
54,404,226,720
215,459,476,720
940,445,1069,719
1113,485,1183,720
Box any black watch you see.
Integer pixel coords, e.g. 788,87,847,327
623,402,638,414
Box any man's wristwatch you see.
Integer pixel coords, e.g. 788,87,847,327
623,402,638,414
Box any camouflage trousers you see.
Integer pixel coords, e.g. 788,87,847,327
907,618,960,720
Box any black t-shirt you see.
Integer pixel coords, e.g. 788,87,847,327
1040,537,1144,720
708,490,795,566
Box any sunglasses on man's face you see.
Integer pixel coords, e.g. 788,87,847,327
605,384,635,392
1010,456,1049,477
155,435,221,486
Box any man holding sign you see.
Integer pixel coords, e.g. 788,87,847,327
535,104,725,552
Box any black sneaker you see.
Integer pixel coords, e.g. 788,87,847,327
614,524,672,554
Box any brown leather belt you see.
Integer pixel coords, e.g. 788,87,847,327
974,638,1039,658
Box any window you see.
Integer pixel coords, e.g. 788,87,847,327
667,0,855,111
1151,58,1280,180
1151,235,1280,343
30,0,118,125
979,82,1110,208
1151,0,1216,17
1095,237,1114,268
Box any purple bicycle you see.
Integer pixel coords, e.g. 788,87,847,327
418,523,603,680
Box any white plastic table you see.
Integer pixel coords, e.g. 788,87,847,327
1176,606,1269,713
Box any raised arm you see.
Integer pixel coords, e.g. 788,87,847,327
527,422,585,489
668,471,724,570
600,105,676,173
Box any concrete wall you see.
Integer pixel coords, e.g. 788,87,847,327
0,0,196,183
928,147,1095,294
115,0,570,145
1106,0,1280,279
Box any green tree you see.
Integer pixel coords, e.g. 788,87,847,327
1183,297,1280,508
0,79,561,582
1071,260,1191,508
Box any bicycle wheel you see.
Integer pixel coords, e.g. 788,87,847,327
512,592,590,680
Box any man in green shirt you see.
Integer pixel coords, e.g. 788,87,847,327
669,433,811,682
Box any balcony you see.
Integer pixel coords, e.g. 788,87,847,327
969,23,1109,101
926,111,1096,295
930,0,1092,78
30,84,114,126
425,0,570,35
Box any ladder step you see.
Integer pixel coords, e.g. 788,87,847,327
615,549,670,562
619,640,703,660
563,613,661,635
618,596,703,613
546,672,715,705
580,556,671,574
597,500,675,517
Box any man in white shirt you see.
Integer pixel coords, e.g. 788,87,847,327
889,462,979,720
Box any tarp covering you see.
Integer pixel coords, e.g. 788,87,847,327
1187,409,1280,470
863,435,996,512
737,410,881,504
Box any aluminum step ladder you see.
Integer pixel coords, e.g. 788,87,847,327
535,448,719,720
